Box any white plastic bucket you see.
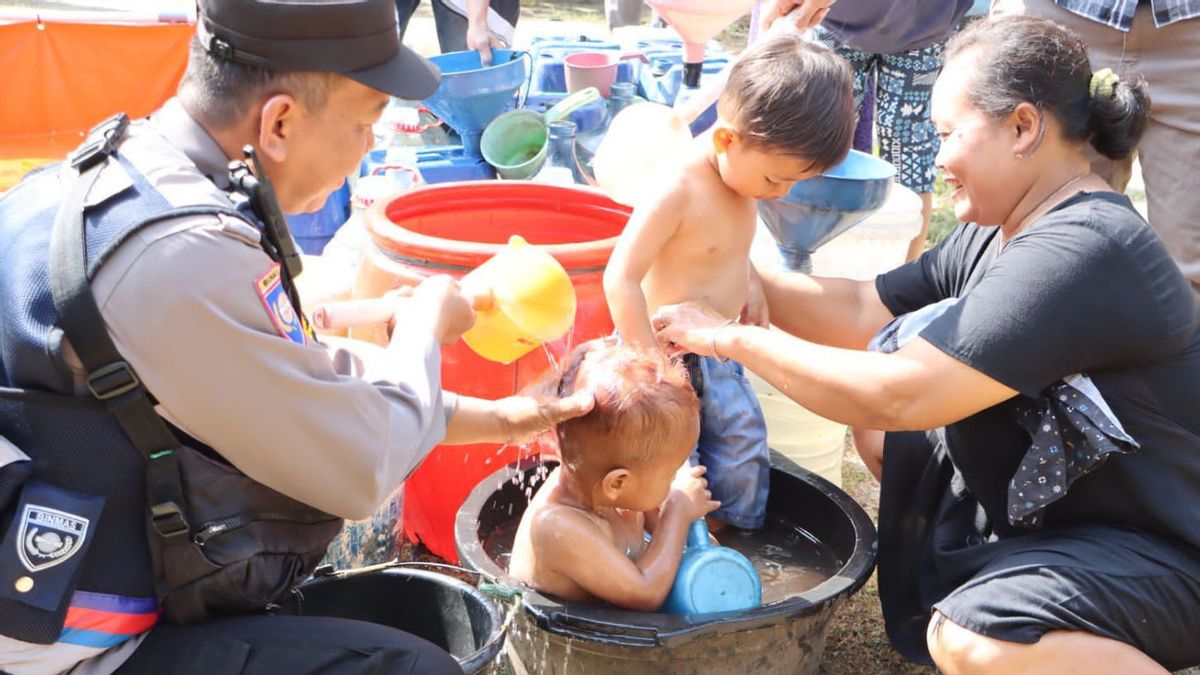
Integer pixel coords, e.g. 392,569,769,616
809,183,924,280
748,371,846,488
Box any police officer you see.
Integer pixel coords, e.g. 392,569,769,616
0,1,589,673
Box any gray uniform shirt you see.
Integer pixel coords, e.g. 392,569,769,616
73,99,457,522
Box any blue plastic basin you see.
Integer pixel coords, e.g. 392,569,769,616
756,150,896,272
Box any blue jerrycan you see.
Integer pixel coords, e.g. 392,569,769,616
660,520,762,614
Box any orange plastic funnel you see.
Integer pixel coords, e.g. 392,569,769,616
645,0,756,64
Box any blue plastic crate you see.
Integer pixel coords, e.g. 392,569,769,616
527,38,639,98
361,147,495,185
416,146,496,183
286,179,351,255
520,93,608,134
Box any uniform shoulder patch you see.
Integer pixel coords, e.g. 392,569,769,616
255,264,306,344
18,504,90,573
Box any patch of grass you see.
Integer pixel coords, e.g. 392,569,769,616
928,172,959,248
519,0,604,23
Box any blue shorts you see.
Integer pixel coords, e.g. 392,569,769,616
814,26,945,194
685,354,770,529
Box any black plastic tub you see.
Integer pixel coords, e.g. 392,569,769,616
290,566,506,674
455,451,877,674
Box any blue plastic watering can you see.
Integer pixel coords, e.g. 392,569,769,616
660,520,762,615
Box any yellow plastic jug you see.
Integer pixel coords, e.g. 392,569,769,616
460,235,577,364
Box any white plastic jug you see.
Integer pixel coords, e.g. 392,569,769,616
593,102,694,207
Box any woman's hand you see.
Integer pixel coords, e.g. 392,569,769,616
465,0,504,66
651,302,728,357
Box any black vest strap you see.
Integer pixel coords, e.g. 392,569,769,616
48,114,191,546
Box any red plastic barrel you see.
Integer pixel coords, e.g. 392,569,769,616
355,182,629,562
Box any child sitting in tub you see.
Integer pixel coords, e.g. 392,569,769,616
508,338,719,611
604,34,855,532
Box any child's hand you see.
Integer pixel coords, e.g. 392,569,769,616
669,464,720,521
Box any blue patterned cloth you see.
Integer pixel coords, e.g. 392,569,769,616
814,26,945,194
869,299,1139,528
1052,0,1200,30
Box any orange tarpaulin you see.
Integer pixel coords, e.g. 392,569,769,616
0,15,194,183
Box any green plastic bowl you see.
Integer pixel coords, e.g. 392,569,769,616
481,110,549,179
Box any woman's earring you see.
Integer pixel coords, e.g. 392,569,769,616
1015,153,1023,160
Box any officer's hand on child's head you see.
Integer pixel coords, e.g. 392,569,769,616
410,275,476,344
495,390,595,443
670,465,720,520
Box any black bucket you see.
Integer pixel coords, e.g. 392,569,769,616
292,566,506,674
455,451,877,674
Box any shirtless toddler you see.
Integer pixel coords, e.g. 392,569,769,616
604,34,856,529
508,339,718,611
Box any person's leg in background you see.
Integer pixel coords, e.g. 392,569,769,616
1121,5,1200,297
394,0,423,44
606,0,645,30
853,79,877,154
991,0,1200,297
431,0,470,53
813,28,880,159
431,0,521,55
844,43,944,463
874,42,945,262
